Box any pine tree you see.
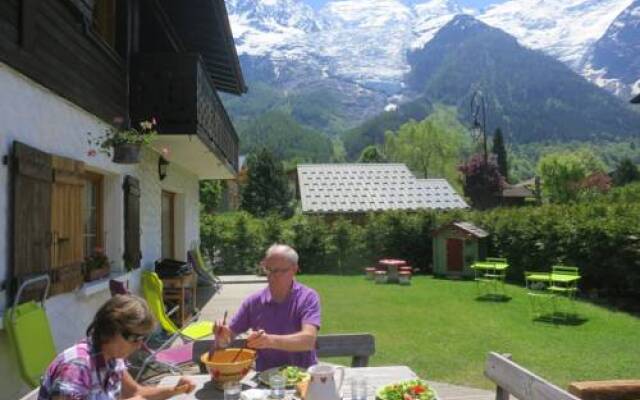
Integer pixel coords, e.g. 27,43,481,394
492,128,508,181
357,145,386,163
612,158,640,186
240,148,292,217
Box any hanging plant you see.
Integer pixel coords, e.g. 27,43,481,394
88,117,158,164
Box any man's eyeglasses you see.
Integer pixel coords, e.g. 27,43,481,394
121,330,149,343
261,266,291,275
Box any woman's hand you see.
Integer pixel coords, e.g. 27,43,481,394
173,376,196,394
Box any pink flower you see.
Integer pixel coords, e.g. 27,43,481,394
87,149,97,157
151,117,157,126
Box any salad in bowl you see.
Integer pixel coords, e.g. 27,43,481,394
376,379,437,400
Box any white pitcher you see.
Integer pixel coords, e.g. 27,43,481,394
306,365,345,400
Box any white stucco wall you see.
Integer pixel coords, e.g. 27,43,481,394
0,62,201,399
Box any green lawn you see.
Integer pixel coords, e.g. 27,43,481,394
298,275,640,390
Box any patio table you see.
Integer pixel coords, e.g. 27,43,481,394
525,273,580,285
378,259,407,283
158,365,419,399
471,261,509,296
525,272,581,320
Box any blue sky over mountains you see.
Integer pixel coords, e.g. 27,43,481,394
306,0,503,9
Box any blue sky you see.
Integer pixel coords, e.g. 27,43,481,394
306,0,504,10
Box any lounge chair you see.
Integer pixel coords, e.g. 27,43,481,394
138,271,214,381
3,275,56,388
188,241,222,290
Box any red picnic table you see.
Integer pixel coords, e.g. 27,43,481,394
378,259,407,283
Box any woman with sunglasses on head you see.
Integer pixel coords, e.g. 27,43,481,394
38,294,195,400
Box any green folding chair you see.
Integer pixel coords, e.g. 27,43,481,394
524,271,557,320
3,275,56,388
141,271,213,342
188,241,222,290
549,265,580,318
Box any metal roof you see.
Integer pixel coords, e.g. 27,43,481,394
297,163,468,214
452,222,489,238
502,185,534,198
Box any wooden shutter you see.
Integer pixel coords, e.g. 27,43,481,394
123,175,141,269
50,155,86,295
11,142,53,300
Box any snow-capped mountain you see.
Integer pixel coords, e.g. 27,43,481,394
225,0,635,100
479,0,634,70
581,0,640,98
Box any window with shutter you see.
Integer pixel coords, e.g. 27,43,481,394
11,142,53,301
123,175,141,270
50,155,86,295
83,172,104,257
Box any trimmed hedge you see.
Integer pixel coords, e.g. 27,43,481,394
201,183,640,310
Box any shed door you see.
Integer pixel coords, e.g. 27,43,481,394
446,239,464,272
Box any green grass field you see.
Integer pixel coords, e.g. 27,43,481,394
297,275,640,390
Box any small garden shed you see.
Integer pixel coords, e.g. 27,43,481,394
432,222,488,277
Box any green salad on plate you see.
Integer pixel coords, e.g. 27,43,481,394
376,379,437,400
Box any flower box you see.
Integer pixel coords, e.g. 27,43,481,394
85,265,110,282
112,143,141,164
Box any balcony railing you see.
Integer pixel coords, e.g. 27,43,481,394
130,53,239,172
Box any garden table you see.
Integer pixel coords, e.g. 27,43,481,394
378,259,407,283
471,261,509,296
525,273,580,286
524,272,581,319
158,365,419,399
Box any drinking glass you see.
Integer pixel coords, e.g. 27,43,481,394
350,376,367,400
269,374,286,399
224,381,242,400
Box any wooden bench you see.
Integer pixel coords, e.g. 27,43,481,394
484,352,581,400
568,380,640,400
193,333,375,370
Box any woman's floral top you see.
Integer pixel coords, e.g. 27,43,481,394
38,338,126,400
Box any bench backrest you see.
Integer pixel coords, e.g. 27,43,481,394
552,265,579,276
193,333,375,368
484,352,580,400
316,333,375,367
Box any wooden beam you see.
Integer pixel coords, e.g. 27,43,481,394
568,380,640,400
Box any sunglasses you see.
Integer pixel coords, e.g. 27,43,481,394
121,330,149,343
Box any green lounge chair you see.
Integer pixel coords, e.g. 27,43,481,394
141,271,213,342
3,275,56,388
188,241,222,289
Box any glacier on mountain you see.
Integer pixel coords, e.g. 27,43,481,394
224,0,636,98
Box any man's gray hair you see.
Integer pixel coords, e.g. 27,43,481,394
265,244,299,266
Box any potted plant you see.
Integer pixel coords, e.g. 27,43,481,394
83,247,111,282
88,117,158,164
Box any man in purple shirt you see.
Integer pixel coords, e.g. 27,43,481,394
216,244,321,371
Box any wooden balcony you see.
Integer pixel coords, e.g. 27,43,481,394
130,53,239,177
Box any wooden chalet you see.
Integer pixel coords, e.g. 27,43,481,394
0,1,244,397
